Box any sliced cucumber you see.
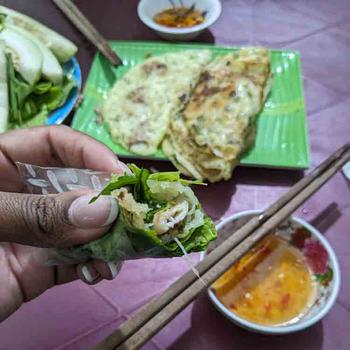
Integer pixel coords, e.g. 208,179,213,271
0,6,77,63
9,25,63,84
0,27,43,85
0,40,8,132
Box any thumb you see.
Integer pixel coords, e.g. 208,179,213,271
0,191,118,247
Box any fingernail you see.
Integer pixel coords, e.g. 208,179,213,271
82,265,98,283
107,262,118,278
69,194,118,228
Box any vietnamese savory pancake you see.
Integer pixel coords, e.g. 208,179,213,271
162,47,272,182
101,50,211,156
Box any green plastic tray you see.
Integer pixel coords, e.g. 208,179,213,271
72,41,309,169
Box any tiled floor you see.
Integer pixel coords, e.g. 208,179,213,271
0,1,349,349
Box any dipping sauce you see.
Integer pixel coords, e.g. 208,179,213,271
153,6,205,28
212,235,317,326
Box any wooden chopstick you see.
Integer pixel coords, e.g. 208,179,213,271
116,146,350,350
94,143,350,350
52,0,122,66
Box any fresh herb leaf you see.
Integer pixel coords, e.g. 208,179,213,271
149,171,206,186
110,173,121,182
33,81,53,95
89,175,138,203
127,163,142,176
149,171,181,182
6,53,22,125
133,168,143,202
180,178,206,186
134,168,151,203
91,164,205,204
6,55,76,130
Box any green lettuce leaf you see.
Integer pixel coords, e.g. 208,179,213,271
89,174,138,203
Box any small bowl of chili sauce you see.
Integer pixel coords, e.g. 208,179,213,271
201,210,340,334
137,0,222,41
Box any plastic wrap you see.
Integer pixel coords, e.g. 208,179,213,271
16,162,110,195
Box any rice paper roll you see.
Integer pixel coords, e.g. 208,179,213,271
53,164,217,264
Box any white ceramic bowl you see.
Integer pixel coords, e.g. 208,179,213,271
137,0,222,41
202,210,341,335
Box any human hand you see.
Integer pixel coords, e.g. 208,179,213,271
0,126,127,321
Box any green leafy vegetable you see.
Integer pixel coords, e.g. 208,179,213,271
89,174,138,203
6,53,22,124
133,167,150,203
6,53,76,130
149,171,206,186
0,41,8,132
33,81,53,95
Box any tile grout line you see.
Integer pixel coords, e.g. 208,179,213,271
149,338,166,350
336,300,350,314
89,288,163,327
304,76,349,98
89,286,122,315
307,95,350,117
52,314,127,350
279,2,350,24
280,18,350,48
304,74,349,99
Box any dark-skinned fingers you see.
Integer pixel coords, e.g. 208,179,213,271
0,191,118,247
54,264,79,285
92,260,123,280
0,126,129,192
77,261,102,285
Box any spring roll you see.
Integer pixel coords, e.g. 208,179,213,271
54,164,217,263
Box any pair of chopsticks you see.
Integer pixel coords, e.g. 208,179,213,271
52,0,122,66
94,143,350,350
